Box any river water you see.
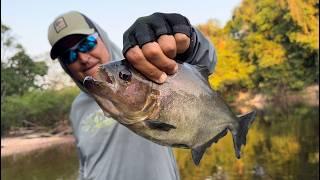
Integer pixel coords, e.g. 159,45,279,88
1,103,319,180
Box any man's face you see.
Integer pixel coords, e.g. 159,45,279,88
58,34,110,81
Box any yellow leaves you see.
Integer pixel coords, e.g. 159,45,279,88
257,43,286,68
197,21,256,90
283,0,319,51
270,136,300,162
289,30,319,50
197,19,221,37
246,34,286,68
209,53,255,90
200,0,318,91
288,0,307,32
233,0,257,24
287,0,319,34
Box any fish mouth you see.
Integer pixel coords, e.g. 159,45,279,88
104,71,115,85
83,73,116,92
83,76,99,89
99,64,117,85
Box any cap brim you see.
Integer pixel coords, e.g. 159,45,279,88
50,29,95,60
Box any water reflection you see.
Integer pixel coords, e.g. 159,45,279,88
1,104,318,180
1,143,78,180
174,104,319,180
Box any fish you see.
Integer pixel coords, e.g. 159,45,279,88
83,59,256,165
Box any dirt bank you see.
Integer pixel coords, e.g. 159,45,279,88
1,135,75,157
233,85,319,113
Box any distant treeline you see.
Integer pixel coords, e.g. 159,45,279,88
1,87,79,135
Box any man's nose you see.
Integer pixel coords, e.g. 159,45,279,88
78,52,90,63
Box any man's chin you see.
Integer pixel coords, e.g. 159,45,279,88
84,65,99,78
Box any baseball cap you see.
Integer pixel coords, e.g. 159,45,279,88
48,11,95,59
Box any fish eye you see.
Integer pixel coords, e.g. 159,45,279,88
119,69,132,81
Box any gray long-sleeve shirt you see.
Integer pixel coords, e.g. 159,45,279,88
68,25,217,180
70,92,179,180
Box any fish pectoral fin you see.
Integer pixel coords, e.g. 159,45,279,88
145,120,176,131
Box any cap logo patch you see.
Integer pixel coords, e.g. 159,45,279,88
54,17,68,33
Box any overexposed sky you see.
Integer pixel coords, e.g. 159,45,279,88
2,0,241,57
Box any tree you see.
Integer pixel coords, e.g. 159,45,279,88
198,20,255,91
1,24,48,97
225,0,319,93
1,24,48,135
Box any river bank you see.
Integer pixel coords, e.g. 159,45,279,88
1,134,75,157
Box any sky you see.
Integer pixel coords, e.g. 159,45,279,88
2,0,241,57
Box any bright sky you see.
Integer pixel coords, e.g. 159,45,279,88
2,0,241,57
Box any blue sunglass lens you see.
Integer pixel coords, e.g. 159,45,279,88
78,36,97,53
69,51,78,61
61,33,98,65
62,50,78,64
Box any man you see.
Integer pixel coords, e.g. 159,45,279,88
48,11,217,180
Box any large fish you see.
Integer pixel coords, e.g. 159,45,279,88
83,59,256,165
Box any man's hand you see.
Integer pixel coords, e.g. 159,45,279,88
123,13,192,83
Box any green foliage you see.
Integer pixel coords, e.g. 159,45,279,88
1,24,49,135
1,23,48,98
1,87,80,135
228,0,318,93
199,0,319,94
2,51,48,96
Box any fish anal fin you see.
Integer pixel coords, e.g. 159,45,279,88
191,146,206,166
145,120,176,131
191,129,228,166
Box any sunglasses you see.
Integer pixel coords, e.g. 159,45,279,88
59,33,99,65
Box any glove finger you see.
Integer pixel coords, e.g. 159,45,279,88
123,17,156,55
134,18,156,47
148,13,172,37
123,27,138,55
163,13,192,37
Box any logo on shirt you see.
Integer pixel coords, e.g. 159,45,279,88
82,110,116,132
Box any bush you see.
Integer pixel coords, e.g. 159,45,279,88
1,87,80,135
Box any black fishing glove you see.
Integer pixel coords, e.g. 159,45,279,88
123,12,217,76
122,12,195,61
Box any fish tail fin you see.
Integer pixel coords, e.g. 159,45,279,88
191,128,228,165
232,111,256,159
